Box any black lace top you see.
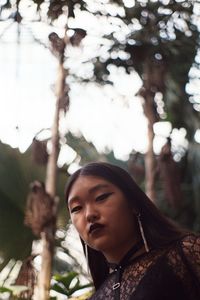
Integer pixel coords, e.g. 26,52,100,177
89,234,200,300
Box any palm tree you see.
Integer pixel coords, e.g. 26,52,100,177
87,0,199,201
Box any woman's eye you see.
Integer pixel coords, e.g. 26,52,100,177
96,192,113,202
70,206,82,213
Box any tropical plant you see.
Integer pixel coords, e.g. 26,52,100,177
88,0,199,201
0,284,29,299
0,142,41,271
51,271,92,298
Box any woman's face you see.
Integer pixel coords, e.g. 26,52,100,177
68,175,139,263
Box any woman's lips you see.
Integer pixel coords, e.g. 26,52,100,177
89,223,105,235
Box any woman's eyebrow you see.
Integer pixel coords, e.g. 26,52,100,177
88,184,110,194
68,196,80,205
68,184,110,205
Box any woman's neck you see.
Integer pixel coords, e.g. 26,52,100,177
103,237,143,264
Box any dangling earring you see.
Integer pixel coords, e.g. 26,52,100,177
137,213,149,253
84,242,90,274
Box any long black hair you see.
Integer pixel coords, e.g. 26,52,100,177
65,162,189,290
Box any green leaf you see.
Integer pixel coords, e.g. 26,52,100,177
8,285,29,296
53,272,78,289
69,283,92,296
51,283,68,295
0,286,12,293
51,272,93,297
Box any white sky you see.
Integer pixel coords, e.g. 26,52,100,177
0,41,55,150
0,19,148,162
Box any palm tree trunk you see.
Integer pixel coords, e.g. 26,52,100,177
145,114,156,201
34,59,66,300
143,62,158,202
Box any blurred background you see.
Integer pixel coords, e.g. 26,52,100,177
0,0,200,299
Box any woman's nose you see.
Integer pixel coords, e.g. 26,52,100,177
85,204,99,223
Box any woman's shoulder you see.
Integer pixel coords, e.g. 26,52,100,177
179,233,200,253
164,233,200,269
162,233,200,286
176,233,200,277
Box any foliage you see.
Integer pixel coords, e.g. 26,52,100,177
129,146,200,233
0,286,12,293
73,0,200,204
51,271,92,297
0,142,34,270
89,0,199,137
0,141,67,270
161,146,200,232
65,131,128,169
34,0,87,22
69,290,93,300
0,284,28,299
2,0,199,135
184,142,200,231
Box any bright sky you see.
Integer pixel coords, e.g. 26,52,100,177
0,1,198,166
0,18,148,161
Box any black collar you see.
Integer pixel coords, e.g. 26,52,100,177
106,240,144,299
107,240,144,271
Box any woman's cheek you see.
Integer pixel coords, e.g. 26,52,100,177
73,216,83,234
70,214,78,229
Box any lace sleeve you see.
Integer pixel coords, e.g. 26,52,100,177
180,235,200,280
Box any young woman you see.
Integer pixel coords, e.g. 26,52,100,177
65,162,200,300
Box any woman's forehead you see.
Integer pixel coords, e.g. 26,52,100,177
68,176,115,203
72,175,112,187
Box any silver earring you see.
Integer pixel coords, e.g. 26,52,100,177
137,214,149,252
84,242,90,274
